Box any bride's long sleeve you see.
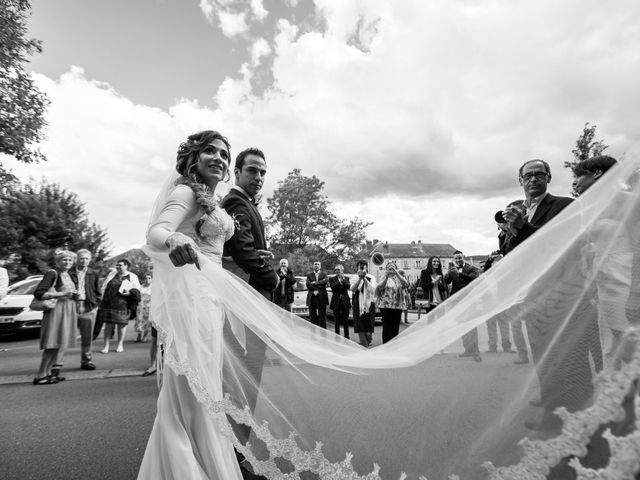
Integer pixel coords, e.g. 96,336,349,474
147,185,199,250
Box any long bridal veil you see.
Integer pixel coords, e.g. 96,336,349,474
144,158,640,480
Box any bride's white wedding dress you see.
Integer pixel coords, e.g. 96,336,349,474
138,166,640,480
139,184,243,479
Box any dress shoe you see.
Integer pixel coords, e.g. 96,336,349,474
503,348,517,354
485,348,498,353
473,354,483,362
514,355,529,365
80,362,96,371
458,352,474,358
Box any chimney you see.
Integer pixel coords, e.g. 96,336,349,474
383,241,389,252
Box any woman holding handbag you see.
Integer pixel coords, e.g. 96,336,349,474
96,259,141,353
33,250,79,385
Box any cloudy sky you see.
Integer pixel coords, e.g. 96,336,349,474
5,0,640,257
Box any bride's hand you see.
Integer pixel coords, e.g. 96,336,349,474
166,232,201,270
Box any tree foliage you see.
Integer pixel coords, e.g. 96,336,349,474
0,180,111,279
266,169,372,272
564,123,609,172
0,0,49,179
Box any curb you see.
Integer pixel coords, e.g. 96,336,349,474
0,368,152,385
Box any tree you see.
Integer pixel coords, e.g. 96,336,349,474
565,123,609,171
267,169,372,270
0,180,111,279
0,0,49,180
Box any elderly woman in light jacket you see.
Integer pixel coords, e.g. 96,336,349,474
350,259,377,347
96,259,141,353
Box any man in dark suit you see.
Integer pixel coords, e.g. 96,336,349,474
221,148,279,298
444,250,481,361
220,147,278,479
306,261,329,328
68,249,102,371
503,159,596,433
272,258,296,311
503,159,573,254
329,264,351,338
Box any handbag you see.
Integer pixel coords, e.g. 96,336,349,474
29,270,59,311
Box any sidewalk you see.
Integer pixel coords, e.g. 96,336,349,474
0,311,455,385
0,327,152,385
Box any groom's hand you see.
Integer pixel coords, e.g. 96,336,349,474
256,249,274,261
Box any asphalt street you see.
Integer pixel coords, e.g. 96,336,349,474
0,312,500,479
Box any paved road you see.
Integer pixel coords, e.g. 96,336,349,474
1,312,508,479
0,376,158,480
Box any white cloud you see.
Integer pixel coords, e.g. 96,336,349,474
250,0,268,22
11,0,640,257
218,10,248,37
250,37,271,66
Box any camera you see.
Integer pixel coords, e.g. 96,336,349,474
494,210,507,223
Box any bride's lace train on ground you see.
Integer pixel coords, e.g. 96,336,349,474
140,159,640,480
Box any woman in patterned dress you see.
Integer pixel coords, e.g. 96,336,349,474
32,250,79,385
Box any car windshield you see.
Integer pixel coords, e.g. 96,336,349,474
7,278,42,295
294,276,307,291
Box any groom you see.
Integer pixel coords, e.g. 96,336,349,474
221,147,278,478
221,147,279,297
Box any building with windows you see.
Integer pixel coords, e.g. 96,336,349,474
356,240,460,284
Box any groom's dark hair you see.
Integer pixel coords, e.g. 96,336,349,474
235,147,265,170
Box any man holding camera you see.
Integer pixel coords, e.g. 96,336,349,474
272,258,296,312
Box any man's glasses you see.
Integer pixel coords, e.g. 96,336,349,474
521,172,548,182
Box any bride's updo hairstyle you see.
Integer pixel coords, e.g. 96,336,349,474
175,130,231,215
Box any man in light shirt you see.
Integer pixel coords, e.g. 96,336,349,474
69,249,102,370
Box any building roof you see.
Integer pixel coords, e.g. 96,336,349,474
357,241,458,259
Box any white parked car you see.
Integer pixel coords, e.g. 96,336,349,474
0,275,44,333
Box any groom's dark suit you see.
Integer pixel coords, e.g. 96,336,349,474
221,188,278,297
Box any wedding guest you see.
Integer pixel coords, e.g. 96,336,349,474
351,259,377,347
398,270,411,324
503,161,574,365
329,264,351,338
135,273,153,342
444,251,481,362
32,250,78,385
489,200,530,362
482,219,514,355
66,249,102,371
272,258,296,312
97,259,141,353
142,327,159,377
0,265,8,299
306,261,328,328
574,155,629,367
502,159,573,253
419,256,448,315
376,261,409,344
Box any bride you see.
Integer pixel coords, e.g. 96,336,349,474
139,129,640,480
